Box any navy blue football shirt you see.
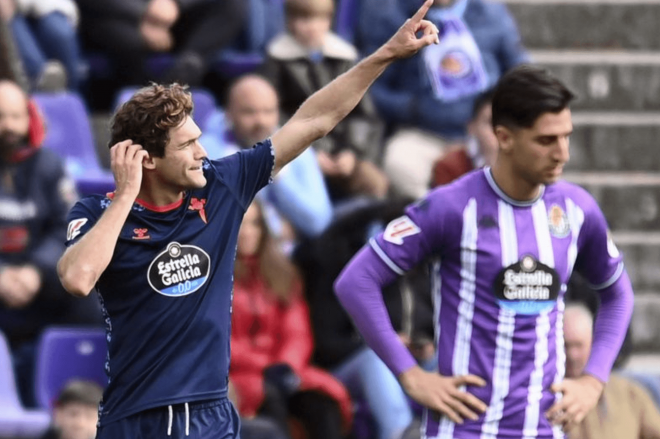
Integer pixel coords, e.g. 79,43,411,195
64,141,274,425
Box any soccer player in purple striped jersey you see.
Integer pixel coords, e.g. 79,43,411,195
335,65,634,439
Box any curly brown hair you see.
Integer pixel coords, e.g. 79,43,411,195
109,83,193,158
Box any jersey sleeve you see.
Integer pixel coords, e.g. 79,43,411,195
371,195,444,275
64,197,103,247
208,139,275,209
574,195,624,289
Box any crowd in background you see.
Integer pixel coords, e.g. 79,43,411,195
1,1,659,439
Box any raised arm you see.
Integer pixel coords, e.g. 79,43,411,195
58,141,147,297
270,0,439,174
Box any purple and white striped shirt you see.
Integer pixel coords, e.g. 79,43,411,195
370,169,623,439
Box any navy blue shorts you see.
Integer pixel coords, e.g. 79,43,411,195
96,398,241,439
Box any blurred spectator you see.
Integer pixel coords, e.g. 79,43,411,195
261,0,388,201
0,79,102,406
39,380,103,439
201,74,332,238
430,88,496,188
295,199,430,439
6,0,80,91
362,0,527,199
230,201,353,439
227,380,289,439
75,0,246,86
564,302,660,439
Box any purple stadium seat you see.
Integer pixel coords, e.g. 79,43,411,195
34,327,107,411
0,331,51,438
114,87,218,130
32,92,115,196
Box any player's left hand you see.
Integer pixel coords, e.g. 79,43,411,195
546,374,604,432
380,0,440,60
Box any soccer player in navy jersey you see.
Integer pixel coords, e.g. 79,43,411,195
335,65,635,439
55,2,440,438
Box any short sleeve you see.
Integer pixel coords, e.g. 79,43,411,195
574,197,624,289
371,196,444,275
65,198,102,247
207,139,275,209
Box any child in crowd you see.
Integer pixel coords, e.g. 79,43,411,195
40,380,103,439
262,0,388,202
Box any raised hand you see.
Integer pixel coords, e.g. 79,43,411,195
399,366,488,424
381,0,440,60
110,140,149,201
546,375,604,432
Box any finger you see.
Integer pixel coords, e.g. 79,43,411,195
454,374,487,387
545,402,564,420
417,34,440,47
411,0,434,24
453,391,488,413
136,150,150,162
419,20,437,37
550,382,563,394
435,401,463,424
445,397,479,421
126,143,144,161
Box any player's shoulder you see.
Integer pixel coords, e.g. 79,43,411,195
546,180,599,211
411,169,485,224
428,168,486,203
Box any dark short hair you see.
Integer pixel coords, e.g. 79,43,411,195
109,83,193,158
471,88,495,121
55,380,103,408
492,65,575,130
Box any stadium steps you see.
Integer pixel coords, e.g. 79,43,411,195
506,0,660,353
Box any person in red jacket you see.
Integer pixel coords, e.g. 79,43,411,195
430,89,497,188
230,201,353,439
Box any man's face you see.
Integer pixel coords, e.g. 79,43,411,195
53,402,98,439
0,82,30,159
228,84,279,148
498,108,572,187
152,116,208,191
468,103,498,167
288,14,332,50
563,307,593,379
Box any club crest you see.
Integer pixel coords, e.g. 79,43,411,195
548,204,570,238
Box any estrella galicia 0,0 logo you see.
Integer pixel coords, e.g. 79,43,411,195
147,242,210,297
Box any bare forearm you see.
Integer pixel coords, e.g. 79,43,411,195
273,47,395,169
271,0,439,171
58,196,134,296
298,48,393,137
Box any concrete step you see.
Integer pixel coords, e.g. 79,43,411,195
608,234,660,290
564,173,660,231
630,292,660,352
533,51,660,111
567,114,660,172
504,0,660,50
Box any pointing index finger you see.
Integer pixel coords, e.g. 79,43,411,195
411,0,434,24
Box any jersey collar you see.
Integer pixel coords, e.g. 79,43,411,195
483,167,545,207
106,192,185,212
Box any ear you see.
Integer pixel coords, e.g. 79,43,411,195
143,152,156,170
494,125,514,154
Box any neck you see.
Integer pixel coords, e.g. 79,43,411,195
136,173,185,208
490,161,542,202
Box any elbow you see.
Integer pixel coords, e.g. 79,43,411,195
333,269,351,302
57,260,95,297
